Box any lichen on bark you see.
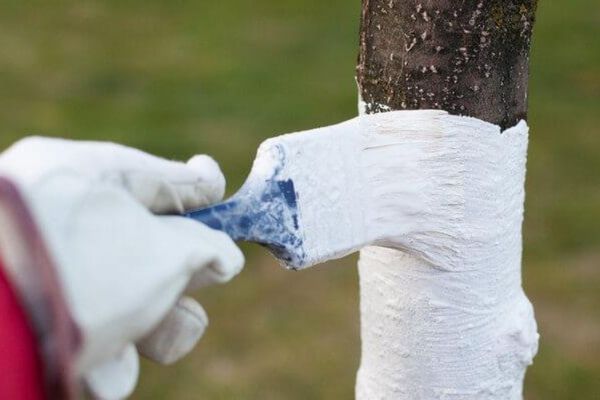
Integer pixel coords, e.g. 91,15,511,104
357,0,537,129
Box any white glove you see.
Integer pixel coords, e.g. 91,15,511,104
0,137,244,399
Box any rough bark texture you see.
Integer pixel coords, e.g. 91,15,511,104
357,0,537,129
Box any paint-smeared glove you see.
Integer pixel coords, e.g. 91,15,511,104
0,137,244,399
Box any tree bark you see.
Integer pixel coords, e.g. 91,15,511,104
357,0,537,129
355,1,538,399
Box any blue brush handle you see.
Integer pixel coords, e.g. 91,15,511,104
184,179,305,268
186,200,251,241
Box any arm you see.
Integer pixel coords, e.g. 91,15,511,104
0,177,77,399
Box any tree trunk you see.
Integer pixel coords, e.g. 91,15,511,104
357,0,537,129
355,1,538,398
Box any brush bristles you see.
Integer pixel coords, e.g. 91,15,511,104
259,118,367,268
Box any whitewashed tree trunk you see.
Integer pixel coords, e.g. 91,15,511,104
355,1,539,398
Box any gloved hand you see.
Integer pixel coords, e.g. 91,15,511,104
0,137,244,399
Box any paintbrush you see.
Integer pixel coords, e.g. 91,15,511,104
184,109,480,269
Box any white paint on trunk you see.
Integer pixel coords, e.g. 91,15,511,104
235,107,538,397
354,107,538,399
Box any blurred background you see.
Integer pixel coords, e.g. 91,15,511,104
0,1,598,398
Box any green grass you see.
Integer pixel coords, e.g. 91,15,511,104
0,1,598,398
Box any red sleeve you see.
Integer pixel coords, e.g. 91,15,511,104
0,177,81,399
0,257,46,400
